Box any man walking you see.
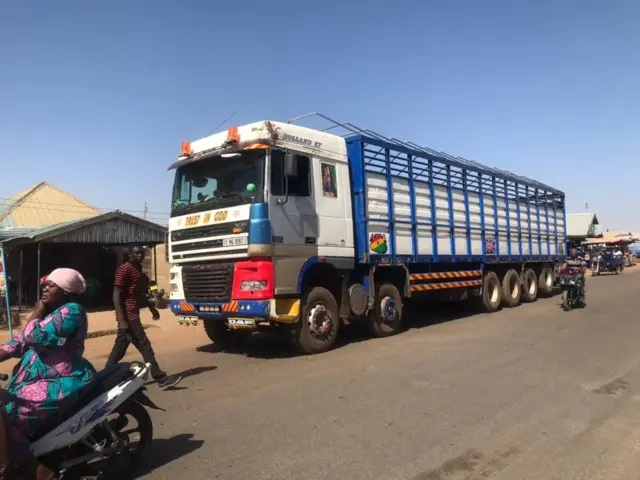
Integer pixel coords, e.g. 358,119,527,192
106,245,181,389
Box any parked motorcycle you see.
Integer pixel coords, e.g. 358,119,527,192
559,267,585,311
148,281,166,309
2,361,159,478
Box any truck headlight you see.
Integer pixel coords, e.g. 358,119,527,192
170,272,179,280
240,280,268,291
170,283,179,292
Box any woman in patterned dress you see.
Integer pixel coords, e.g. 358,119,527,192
0,268,96,480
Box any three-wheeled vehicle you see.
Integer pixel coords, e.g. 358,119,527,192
591,247,624,276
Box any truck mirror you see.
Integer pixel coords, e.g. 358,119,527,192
284,153,298,178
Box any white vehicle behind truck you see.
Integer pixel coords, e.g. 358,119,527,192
168,113,565,354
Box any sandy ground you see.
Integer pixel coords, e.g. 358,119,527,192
4,269,640,479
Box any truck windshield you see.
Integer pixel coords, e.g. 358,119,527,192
172,150,265,212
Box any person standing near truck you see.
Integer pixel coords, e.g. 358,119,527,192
106,245,181,390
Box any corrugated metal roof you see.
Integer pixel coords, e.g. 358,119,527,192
567,213,600,238
0,227,39,242
0,182,100,228
3,211,166,245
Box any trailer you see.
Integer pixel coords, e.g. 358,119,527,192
167,113,566,354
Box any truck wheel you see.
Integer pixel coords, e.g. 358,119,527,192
292,287,340,355
477,271,501,313
367,282,403,338
500,269,521,308
538,265,554,296
521,268,538,303
204,319,250,350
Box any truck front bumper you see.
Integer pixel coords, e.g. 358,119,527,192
170,298,300,326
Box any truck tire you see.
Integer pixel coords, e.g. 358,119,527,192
204,319,250,350
521,268,538,303
477,271,501,313
538,265,554,297
292,286,340,355
500,269,521,308
367,282,403,338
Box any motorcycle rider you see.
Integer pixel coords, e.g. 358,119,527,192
0,269,97,480
561,248,586,301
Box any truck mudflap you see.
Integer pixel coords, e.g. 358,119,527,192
169,298,301,327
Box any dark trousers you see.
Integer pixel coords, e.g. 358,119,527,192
106,316,165,379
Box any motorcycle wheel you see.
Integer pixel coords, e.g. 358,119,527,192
96,401,154,477
561,291,571,311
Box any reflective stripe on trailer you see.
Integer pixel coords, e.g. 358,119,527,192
409,270,482,281
410,280,482,292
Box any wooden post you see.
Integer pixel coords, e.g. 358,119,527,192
153,245,158,283
36,243,41,301
18,248,23,313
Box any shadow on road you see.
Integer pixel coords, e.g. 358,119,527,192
197,333,299,359
126,433,204,479
194,290,562,360
174,365,218,380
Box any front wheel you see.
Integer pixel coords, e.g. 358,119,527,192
561,290,571,311
292,286,340,354
83,400,153,477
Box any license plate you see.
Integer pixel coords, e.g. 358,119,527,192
178,316,198,326
223,237,248,247
228,318,256,329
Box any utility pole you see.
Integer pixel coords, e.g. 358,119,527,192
144,202,148,220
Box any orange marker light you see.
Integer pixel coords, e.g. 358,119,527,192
233,227,242,234
227,126,240,143
180,141,193,157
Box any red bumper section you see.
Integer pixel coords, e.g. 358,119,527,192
231,259,275,300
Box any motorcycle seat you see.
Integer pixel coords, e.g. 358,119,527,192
29,363,135,442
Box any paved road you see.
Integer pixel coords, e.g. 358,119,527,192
129,270,640,480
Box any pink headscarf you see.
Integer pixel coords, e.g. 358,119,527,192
47,268,86,295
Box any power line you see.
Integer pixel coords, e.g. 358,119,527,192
206,111,237,137
0,197,169,217
0,202,168,221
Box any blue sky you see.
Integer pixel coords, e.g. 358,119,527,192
1,0,638,229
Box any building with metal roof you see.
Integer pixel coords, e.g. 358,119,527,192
566,213,600,240
0,183,167,312
0,182,100,229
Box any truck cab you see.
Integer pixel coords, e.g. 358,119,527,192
169,121,355,353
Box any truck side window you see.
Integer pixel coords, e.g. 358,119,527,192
271,151,311,197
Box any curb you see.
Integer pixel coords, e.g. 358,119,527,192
87,324,156,339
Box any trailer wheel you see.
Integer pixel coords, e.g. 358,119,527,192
477,271,501,313
521,268,538,303
292,286,340,355
538,265,554,297
204,319,250,350
367,282,403,338
500,269,521,308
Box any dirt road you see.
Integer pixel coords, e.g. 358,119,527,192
9,270,640,479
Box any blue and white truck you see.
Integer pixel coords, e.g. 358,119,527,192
167,113,565,354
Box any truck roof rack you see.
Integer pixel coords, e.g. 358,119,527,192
287,112,561,195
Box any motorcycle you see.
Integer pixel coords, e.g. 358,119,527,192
147,281,166,309
2,361,159,479
558,267,585,311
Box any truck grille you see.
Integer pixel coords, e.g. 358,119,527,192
182,262,234,302
171,222,248,242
